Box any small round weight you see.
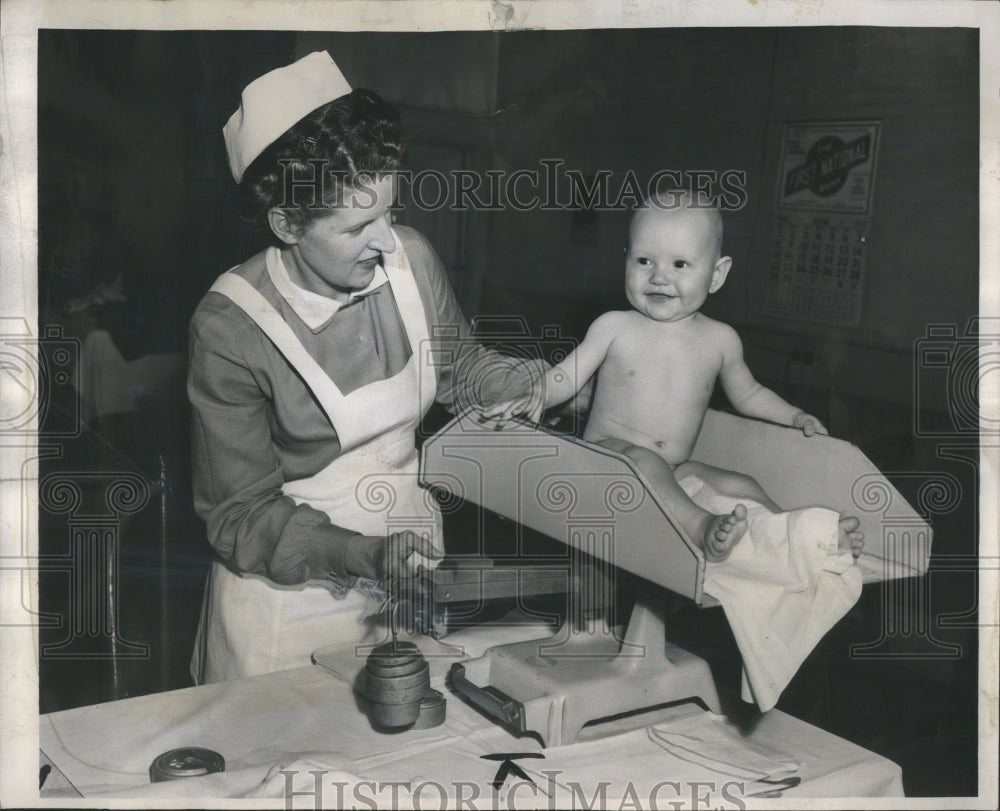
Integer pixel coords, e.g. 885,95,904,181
410,688,447,729
149,747,225,782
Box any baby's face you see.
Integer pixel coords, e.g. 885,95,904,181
625,206,729,323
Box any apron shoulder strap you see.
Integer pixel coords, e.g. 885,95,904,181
209,272,344,426
210,233,437,449
393,227,423,263
385,227,437,393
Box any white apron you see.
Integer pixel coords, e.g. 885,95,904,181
191,233,443,684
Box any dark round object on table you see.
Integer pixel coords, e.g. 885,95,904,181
149,747,225,782
363,641,430,727
411,688,447,729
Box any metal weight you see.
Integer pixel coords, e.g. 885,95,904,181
363,641,430,727
410,688,447,729
149,748,225,782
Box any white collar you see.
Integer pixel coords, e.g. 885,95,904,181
265,246,389,331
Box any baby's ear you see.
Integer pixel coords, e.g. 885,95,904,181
709,256,733,293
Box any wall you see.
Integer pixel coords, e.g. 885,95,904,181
481,28,979,418
295,31,503,310
742,27,979,413
38,27,978,411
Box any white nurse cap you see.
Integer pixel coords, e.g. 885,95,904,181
223,51,352,183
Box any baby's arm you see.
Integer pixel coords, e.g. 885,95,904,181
541,313,618,410
717,325,827,435
478,312,618,424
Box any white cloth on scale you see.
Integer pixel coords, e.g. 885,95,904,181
680,474,863,712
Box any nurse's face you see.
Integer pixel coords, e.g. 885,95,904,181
278,175,397,301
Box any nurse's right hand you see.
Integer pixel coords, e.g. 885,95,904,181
476,380,545,430
343,531,443,582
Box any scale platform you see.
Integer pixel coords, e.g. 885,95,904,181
419,408,932,745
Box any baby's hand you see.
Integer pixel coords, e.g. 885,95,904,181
792,411,828,437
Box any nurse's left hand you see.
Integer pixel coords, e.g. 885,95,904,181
345,531,443,582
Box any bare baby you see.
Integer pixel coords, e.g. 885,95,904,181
495,191,864,562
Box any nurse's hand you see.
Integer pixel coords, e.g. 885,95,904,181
344,531,443,582
477,382,545,430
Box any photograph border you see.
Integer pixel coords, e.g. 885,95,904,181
2,1,997,808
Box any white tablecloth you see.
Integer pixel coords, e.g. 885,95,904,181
39,626,903,807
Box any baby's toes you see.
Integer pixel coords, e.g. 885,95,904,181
714,518,733,541
839,515,861,533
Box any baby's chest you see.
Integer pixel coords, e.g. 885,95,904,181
605,337,720,393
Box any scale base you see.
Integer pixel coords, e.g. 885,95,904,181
449,598,721,747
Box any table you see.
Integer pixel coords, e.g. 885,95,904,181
39,625,904,807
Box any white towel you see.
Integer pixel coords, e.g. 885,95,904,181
680,475,863,712
646,711,800,780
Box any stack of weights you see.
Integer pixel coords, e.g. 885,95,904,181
362,641,445,728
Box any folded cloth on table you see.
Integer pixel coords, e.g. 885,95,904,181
646,712,800,780
243,757,369,802
680,474,863,712
77,754,364,802
505,711,801,808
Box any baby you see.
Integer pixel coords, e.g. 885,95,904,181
497,190,864,563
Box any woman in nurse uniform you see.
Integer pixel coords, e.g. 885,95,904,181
188,52,533,684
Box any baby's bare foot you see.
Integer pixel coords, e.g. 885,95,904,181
839,515,864,558
703,503,748,562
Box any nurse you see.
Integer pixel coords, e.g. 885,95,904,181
188,51,533,683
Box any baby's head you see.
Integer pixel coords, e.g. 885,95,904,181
624,190,732,323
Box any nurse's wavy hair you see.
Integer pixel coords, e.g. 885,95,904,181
236,88,404,235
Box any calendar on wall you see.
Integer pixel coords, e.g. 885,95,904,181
763,121,880,328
